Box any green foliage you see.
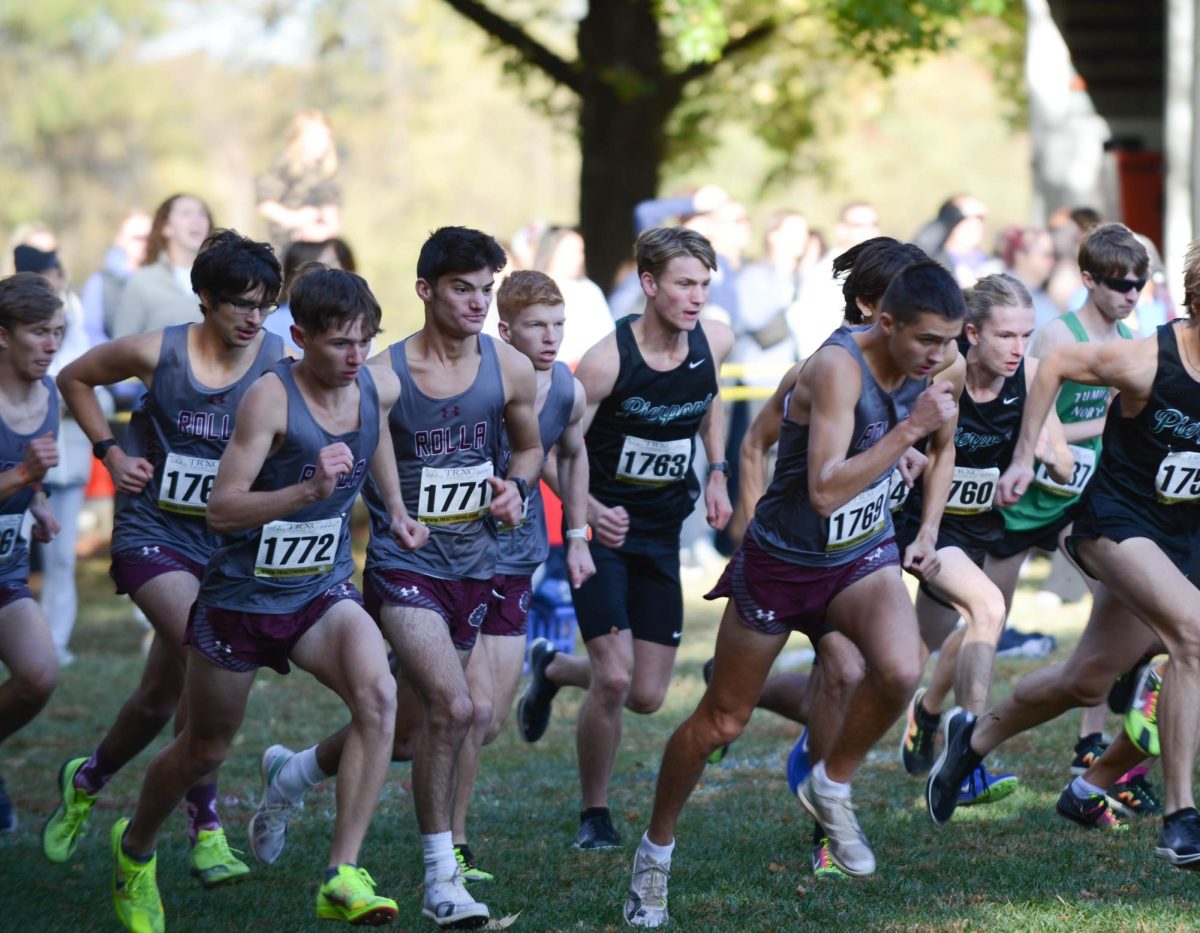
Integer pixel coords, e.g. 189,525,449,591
655,0,730,66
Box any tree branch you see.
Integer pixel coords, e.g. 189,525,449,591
670,20,778,89
439,0,583,94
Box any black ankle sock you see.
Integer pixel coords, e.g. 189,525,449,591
581,806,609,823
324,863,355,881
811,822,824,846
916,698,940,725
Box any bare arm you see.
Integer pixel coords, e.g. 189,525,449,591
1030,317,1107,444
1024,356,1074,485
699,320,735,530
365,366,428,550
555,379,596,587
730,362,802,540
572,336,629,547
493,341,544,526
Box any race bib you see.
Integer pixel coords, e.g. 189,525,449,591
616,435,691,486
254,517,342,578
1033,444,1096,497
1156,450,1200,504
945,466,1000,516
418,462,493,525
0,514,21,562
887,468,911,514
827,477,888,552
158,453,218,516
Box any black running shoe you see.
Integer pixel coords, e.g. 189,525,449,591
1069,732,1109,775
1156,808,1200,870
575,809,621,850
702,658,732,764
900,688,941,776
925,707,980,826
1108,774,1163,817
517,638,559,743
1055,783,1127,831
1108,656,1151,714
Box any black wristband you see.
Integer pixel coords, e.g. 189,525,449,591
93,438,120,461
708,460,729,475
513,476,530,502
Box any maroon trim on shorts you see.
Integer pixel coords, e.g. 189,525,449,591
705,533,899,639
0,583,34,612
185,581,363,676
110,545,205,597
482,574,533,638
364,568,492,651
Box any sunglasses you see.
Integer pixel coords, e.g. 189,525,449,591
1097,274,1147,294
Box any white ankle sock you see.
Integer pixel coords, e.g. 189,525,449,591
812,760,851,799
1071,775,1105,798
639,831,674,861
273,746,328,802
422,831,456,885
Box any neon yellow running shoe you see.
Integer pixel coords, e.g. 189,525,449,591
43,757,98,863
189,826,250,888
1125,660,1164,758
111,818,165,933
811,837,848,878
454,844,495,884
316,865,398,925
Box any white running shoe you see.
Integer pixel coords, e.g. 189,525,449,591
422,872,490,928
248,745,301,865
797,776,876,877
624,847,670,927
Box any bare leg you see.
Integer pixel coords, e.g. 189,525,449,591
0,599,58,743
545,651,591,689
805,633,865,764
756,672,810,720
647,604,787,844
1079,703,1109,738
922,625,964,716
1082,732,1149,789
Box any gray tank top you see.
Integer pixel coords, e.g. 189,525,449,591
199,360,379,612
112,324,286,563
0,378,58,586
497,361,576,576
363,335,506,581
749,326,926,566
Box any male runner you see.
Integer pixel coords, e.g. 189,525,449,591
915,223,1142,781
109,265,425,932
248,226,541,929
450,269,595,883
624,260,964,927
0,273,63,832
45,230,286,884
926,240,1200,869
517,225,734,851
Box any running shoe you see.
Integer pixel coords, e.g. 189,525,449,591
111,818,164,933
926,707,979,826
517,637,559,743
797,777,875,876
1069,732,1109,775
422,871,489,928
624,846,671,927
1156,807,1200,870
900,688,941,776
316,864,399,925
189,827,250,888
248,744,301,865
454,844,494,884
1126,661,1164,758
1054,783,1128,831
0,775,15,835
575,809,622,850
958,764,1019,807
1108,654,1152,714
1108,773,1162,816
43,757,97,862
702,658,732,764
810,836,848,878
786,728,812,796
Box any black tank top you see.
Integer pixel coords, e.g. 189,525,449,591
1080,322,1200,553
585,317,718,549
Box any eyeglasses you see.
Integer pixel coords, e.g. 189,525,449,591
223,296,278,317
1097,275,1147,294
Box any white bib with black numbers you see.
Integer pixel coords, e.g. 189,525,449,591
887,467,911,514
254,517,342,577
417,462,493,525
1155,450,1200,504
615,435,691,486
1034,444,1096,497
158,453,219,516
827,476,888,552
945,466,999,516
0,514,21,561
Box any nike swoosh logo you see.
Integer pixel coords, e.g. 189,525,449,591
671,630,683,639
1003,396,1019,405
688,359,704,369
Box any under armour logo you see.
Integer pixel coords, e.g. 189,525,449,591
213,639,233,656
441,405,461,419
756,609,776,622
399,586,419,597
140,545,161,556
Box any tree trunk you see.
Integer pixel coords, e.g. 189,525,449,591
577,0,680,294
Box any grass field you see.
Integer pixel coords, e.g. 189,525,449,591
0,551,1196,932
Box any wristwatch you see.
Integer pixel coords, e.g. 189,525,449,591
93,438,121,462
565,525,590,541
708,460,729,475
512,476,530,502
